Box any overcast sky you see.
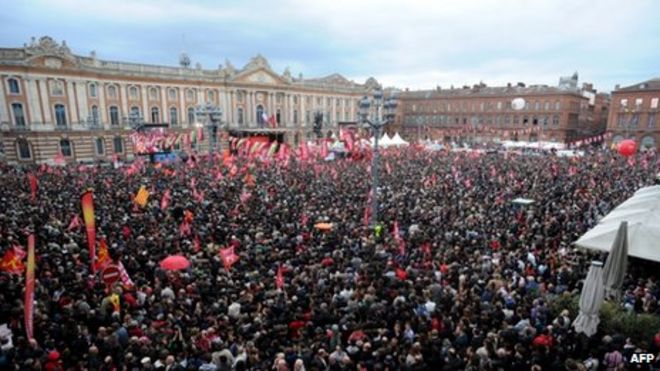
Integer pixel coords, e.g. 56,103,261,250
1,0,658,92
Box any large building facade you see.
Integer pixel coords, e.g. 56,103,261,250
0,36,377,164
394,74,609,144
606,78,659,149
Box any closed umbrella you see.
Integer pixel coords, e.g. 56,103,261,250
573,261,605,337
160,255,191,271
602,221,628,301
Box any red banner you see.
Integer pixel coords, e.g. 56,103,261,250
25,234,35,340
28,174,38,202
81,190,97,273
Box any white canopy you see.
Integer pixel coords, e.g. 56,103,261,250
575,185,660,262
390,133,409,146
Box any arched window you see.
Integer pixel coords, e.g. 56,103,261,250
555,101,561,110
170,107,178,126
54,104,67,127
91,105,99,125
60,139,73,157
113,137,124,153
186,89,195,101
293,110,298,124
89,83,98,98
276,109,281,124
552,115,560,126
95,138,105,155
11,103,26,127
130,106,141,118
8,78,20,94
237,108,244,125
149,87,158,100
208,90,215,102
17,139,31,159
151,107,160,123
256,105,264,124
109,106,119,126
187,107,195,124
129,86,139,99
107,85,117,99
168,88,176,101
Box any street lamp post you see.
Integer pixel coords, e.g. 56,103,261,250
195,102,224,161
358,88,397,228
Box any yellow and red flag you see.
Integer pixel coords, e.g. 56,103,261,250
0,246,26,275
81,190,97,273
94,239,112,272
24,234,35,340
134,185,150,207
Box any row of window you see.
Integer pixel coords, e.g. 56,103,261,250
409,100,563,113
6,77,359,109
16,137,125,160
619,97,660,110
404,114,561,126
616,113,656,128
9,102,197,127
9,101,353,128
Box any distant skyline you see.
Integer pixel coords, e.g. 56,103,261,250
1,0,658,92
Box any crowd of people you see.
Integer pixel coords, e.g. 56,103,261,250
0,145,659,370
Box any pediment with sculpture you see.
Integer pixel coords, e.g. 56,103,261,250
23,36,77,68
231,67,288,86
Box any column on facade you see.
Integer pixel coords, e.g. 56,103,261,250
74,79,87,124
0,77,9,125
160,86,168,125
300,94,306,129
65,80,80,124
178,86,186,127
98,82,108,127
287,94,293,127
119,83,129,120
37,79,52,124
25,78,43,125
141,85,148,121
250,91,256,126
228,90,235,125
341,96,346,123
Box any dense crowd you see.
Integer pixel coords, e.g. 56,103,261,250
0,146,659,370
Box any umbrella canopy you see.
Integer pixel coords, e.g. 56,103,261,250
573,261,605,337
602,221,629,301
575,185,660,262
160,255,191,271
314,223,334,232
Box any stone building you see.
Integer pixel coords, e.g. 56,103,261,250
0,36,377,164
394,73,609,144
607,78,660,149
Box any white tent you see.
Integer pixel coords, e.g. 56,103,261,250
575,185,660,262
390,133,409,146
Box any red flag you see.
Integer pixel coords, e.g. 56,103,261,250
81,190,97,273
268,114,277,128
24,234,36,340
67,214,81,231
0,246,26,275
117,261,134,289
219,246,239,270
275,264,285,289
160,189,171,210
395,267,407,280
421,242,431,257
28,173,38,201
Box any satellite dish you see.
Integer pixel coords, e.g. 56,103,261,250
512,97,525,111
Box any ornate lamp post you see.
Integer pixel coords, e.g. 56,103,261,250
358,87,397,227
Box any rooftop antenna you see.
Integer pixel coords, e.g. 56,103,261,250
179,33,191,68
